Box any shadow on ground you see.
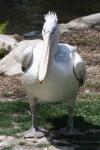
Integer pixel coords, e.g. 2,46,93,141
46,115,100,150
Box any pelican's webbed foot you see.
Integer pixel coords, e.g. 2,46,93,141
24,127,45,138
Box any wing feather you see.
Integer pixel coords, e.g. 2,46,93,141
73,52,86,86
0,39,42,76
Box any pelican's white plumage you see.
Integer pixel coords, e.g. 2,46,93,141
0,12,86,138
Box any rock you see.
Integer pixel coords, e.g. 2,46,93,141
12,145,35,150
0,34,18,58
7,136,16,140
0,34,18,50
85,90,90,94
43,148,48,150
48,146,58,150
0,137,17,149
59,13,100,33
0,135,76,150
0,135,6,141
36,137,50,145
48,145,74,150
24,31,41,39
0,34,23,58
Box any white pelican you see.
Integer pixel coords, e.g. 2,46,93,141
0,12,86,138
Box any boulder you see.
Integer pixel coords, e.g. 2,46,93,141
60,13,100,33
0,34,22,58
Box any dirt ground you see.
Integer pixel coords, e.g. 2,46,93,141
0,27,100,99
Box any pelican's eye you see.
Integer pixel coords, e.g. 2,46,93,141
52,28,56,35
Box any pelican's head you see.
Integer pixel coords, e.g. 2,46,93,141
39,12,59,82
42,12,58,39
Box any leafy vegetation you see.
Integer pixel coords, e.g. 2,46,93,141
0,48,5,58
0,21,9,34
0,21,9,58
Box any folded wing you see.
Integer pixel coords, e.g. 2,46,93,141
0,39,42,76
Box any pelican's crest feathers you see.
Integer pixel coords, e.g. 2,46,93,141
44,11,58,22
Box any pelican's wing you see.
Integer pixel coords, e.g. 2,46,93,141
73,52,86,86
0,39,42,76
58,43,86,86
56,43,77,63
64,43,86,86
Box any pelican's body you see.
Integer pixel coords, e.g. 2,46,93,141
23,43,80,102
0,12,86,138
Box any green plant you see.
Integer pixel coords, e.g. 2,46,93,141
0,21,9,33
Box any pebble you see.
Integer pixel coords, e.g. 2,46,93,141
85,90,90,94
0,135,6,141
48,145,74,150
37,137,50,145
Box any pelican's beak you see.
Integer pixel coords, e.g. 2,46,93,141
39,33,50,82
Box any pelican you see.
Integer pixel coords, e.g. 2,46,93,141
0,12,86,138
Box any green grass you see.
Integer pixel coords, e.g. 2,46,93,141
0,93,100,136
0,93,100,149
76,93,100,125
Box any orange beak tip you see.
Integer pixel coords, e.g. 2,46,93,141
39,80,43,84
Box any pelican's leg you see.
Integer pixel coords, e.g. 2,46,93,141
24,97,44,138
67,103,74,132
59,99,75,135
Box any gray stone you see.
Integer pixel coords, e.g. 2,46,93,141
59,13,100,33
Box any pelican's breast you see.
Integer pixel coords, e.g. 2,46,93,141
23,44,79,102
